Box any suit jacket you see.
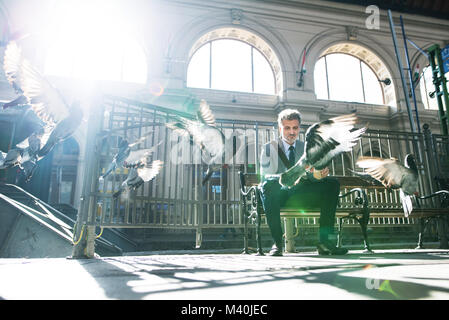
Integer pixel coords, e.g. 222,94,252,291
260,138,305,179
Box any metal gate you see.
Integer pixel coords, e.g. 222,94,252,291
76,95,449,249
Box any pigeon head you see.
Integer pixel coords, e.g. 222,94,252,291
118,139,129,149
28,133,41,154
405,154,417,171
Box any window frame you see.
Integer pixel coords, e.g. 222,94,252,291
316,52,386,105
187,38,277,95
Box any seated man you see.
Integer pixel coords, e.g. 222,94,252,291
259,108,348,256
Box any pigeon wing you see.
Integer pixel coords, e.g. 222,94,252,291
305,123,340,166
167,118,205,149
124,146,158,167
15,136,30,149
305,114,365,169
3,41,24,94
315,114,365,154
19,58,70,126
128,133,152,148
356,157,407,188
200,126,225,161
166,118,192,138
137,160,163,182
197,100,216,126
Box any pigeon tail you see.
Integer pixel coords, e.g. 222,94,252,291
2,95,28,109
202,165,213,185
21,160,37,182
100,161,117,181
38,139,57,158
113,189,123,198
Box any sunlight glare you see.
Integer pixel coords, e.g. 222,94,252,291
43,0,146,83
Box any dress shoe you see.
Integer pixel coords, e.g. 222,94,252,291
269,245,283,256
317,241,348,256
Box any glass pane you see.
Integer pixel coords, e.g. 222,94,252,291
326,54,364,103
211,39,252,92
314,57,328,100
60,180,72,204
187,43,210,89
420,66,440,110
361,62,383,105
253,48,275,94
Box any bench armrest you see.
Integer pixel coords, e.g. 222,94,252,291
416,190,449,202
339,187,369,206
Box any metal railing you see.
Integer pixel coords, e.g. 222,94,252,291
77,95,449,246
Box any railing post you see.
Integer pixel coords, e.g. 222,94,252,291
196,168,203,249
283,218,296,253
72,97,104,259
422,124,449,248
422,124,439,195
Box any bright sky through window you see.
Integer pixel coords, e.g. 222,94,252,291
43,0,147,83
187,39,275,95
314,53,384,105
420,66,449,110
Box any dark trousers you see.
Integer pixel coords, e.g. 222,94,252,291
260,176,340,247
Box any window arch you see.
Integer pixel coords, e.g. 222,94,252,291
42,0,147,83
314,43,396,107
186,28,282,95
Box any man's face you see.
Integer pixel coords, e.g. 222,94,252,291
279,119,300,145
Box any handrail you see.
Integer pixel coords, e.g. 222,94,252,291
2,183,137,248
4,183,77,224
0,193,73,242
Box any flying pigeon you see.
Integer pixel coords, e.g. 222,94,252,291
99,137,161,181
280,113,366,187
355,154,419,196
0,148,22,169
2,41,28,109
36,101,83,157
0,130,48,181
15,127,51,159
7,128,54,181
113,160,163,198
3,41,83,158
165,99,225,185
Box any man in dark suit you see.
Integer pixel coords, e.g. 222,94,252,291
259,108,348,256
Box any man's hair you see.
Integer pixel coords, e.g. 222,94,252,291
277,109,302,127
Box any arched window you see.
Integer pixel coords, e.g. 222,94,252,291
314,43,395,107
43,0,147,83
419,65,448,110
186,28,282,95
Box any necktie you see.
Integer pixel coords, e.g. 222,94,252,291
288,145,295,168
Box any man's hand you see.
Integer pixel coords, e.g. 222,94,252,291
311,167,329,180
